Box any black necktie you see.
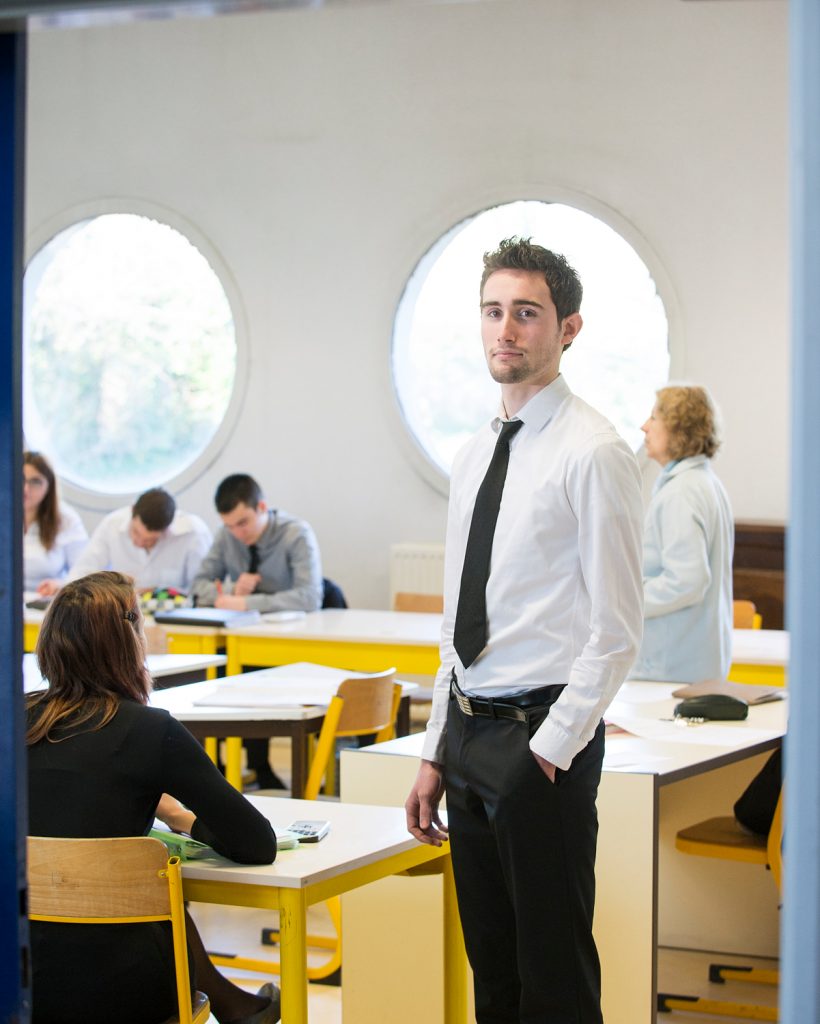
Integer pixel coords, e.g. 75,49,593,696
248,544,260,574
453,419,524,669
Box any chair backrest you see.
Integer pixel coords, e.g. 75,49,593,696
322,578,348,609
303,671,401,800
336,672,398,735
734,599,762,629
394,591,444,614
27,836,205,1024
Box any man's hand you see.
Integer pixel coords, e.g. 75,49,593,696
233,572,262,597
215,594,248,611
532,751,557,783
405,760,449,846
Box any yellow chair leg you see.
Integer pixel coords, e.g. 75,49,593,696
658,993,777,1020
711,963,779,987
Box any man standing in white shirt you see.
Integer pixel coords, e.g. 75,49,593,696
405,238,644,1023
68,488,212,592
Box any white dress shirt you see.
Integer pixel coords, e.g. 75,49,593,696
630,455,734,683
23,503,88,590
68,506,212,592
422,375,644,771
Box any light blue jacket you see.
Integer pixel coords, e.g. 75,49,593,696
630,455,734,683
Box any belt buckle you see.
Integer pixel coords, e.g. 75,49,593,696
455,690,474,716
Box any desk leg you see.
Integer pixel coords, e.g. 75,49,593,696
442,856,468,1024
397,695,410,737
291,726,309,799
226,634,242,677
279,887,309,1024
204,737,218,764
224,736,243,791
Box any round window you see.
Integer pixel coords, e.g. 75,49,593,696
23,213,237,495
392,200,670,476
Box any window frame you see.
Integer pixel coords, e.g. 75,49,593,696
387,190,682,498
23,199,249,511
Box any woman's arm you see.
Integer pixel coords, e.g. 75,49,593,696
158,716,277,864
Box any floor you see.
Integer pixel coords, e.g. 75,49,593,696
198,736,779,1024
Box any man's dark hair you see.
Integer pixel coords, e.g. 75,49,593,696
132,488,175,532
480,236,583,323
215,474,263,514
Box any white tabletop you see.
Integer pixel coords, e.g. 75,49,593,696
149,662,418,722
731,627,789,665
22,651,227,694
181,795,431,889
364,680,786,783
230,608,443,646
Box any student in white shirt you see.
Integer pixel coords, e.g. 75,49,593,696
405,238,643,1024
23,451,88,596
68,488,212,593
631,385,734,682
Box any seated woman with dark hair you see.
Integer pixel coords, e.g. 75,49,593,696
630,385,734,683
23,450,87,596
27,571,280,1024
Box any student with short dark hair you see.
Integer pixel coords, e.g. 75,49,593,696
191,473,323,613
191,473,323,789
69,487,212,592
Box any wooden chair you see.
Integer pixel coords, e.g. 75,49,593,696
212,671,401,983
734,599,763,630
393,591,444,614
27,836,210,1024
394,593,441,729
657,786,784,1021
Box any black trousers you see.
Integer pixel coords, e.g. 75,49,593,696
445,689,605,1024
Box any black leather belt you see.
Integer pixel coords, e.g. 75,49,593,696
452,687,528,722
450,671,565,722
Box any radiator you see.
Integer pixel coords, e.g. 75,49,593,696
389,543,445,605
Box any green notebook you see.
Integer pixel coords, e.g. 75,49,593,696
149,826,301,860
149,828,212,861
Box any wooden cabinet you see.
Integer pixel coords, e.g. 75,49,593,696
734,521,786,629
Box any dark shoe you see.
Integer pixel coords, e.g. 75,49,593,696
226,982,281,1024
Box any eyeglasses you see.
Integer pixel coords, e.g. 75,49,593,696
23,476,47,488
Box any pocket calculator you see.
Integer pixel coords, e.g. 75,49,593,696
287,819,331,843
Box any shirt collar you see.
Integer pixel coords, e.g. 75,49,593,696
491,374,571,435
653,454,710,493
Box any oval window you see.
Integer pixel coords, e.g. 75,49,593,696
23,213,237,495
392,200,670,476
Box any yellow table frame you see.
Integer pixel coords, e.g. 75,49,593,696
183,842,466,1024
226,633,439,678
728,662,787,686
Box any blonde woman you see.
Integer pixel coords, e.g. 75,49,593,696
631,385,734,682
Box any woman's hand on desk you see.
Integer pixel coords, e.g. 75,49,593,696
215,594,248,611
156,794,196,836
406,760,449,847
37,579,61,597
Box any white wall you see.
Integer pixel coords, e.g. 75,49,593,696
24,0,788,607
